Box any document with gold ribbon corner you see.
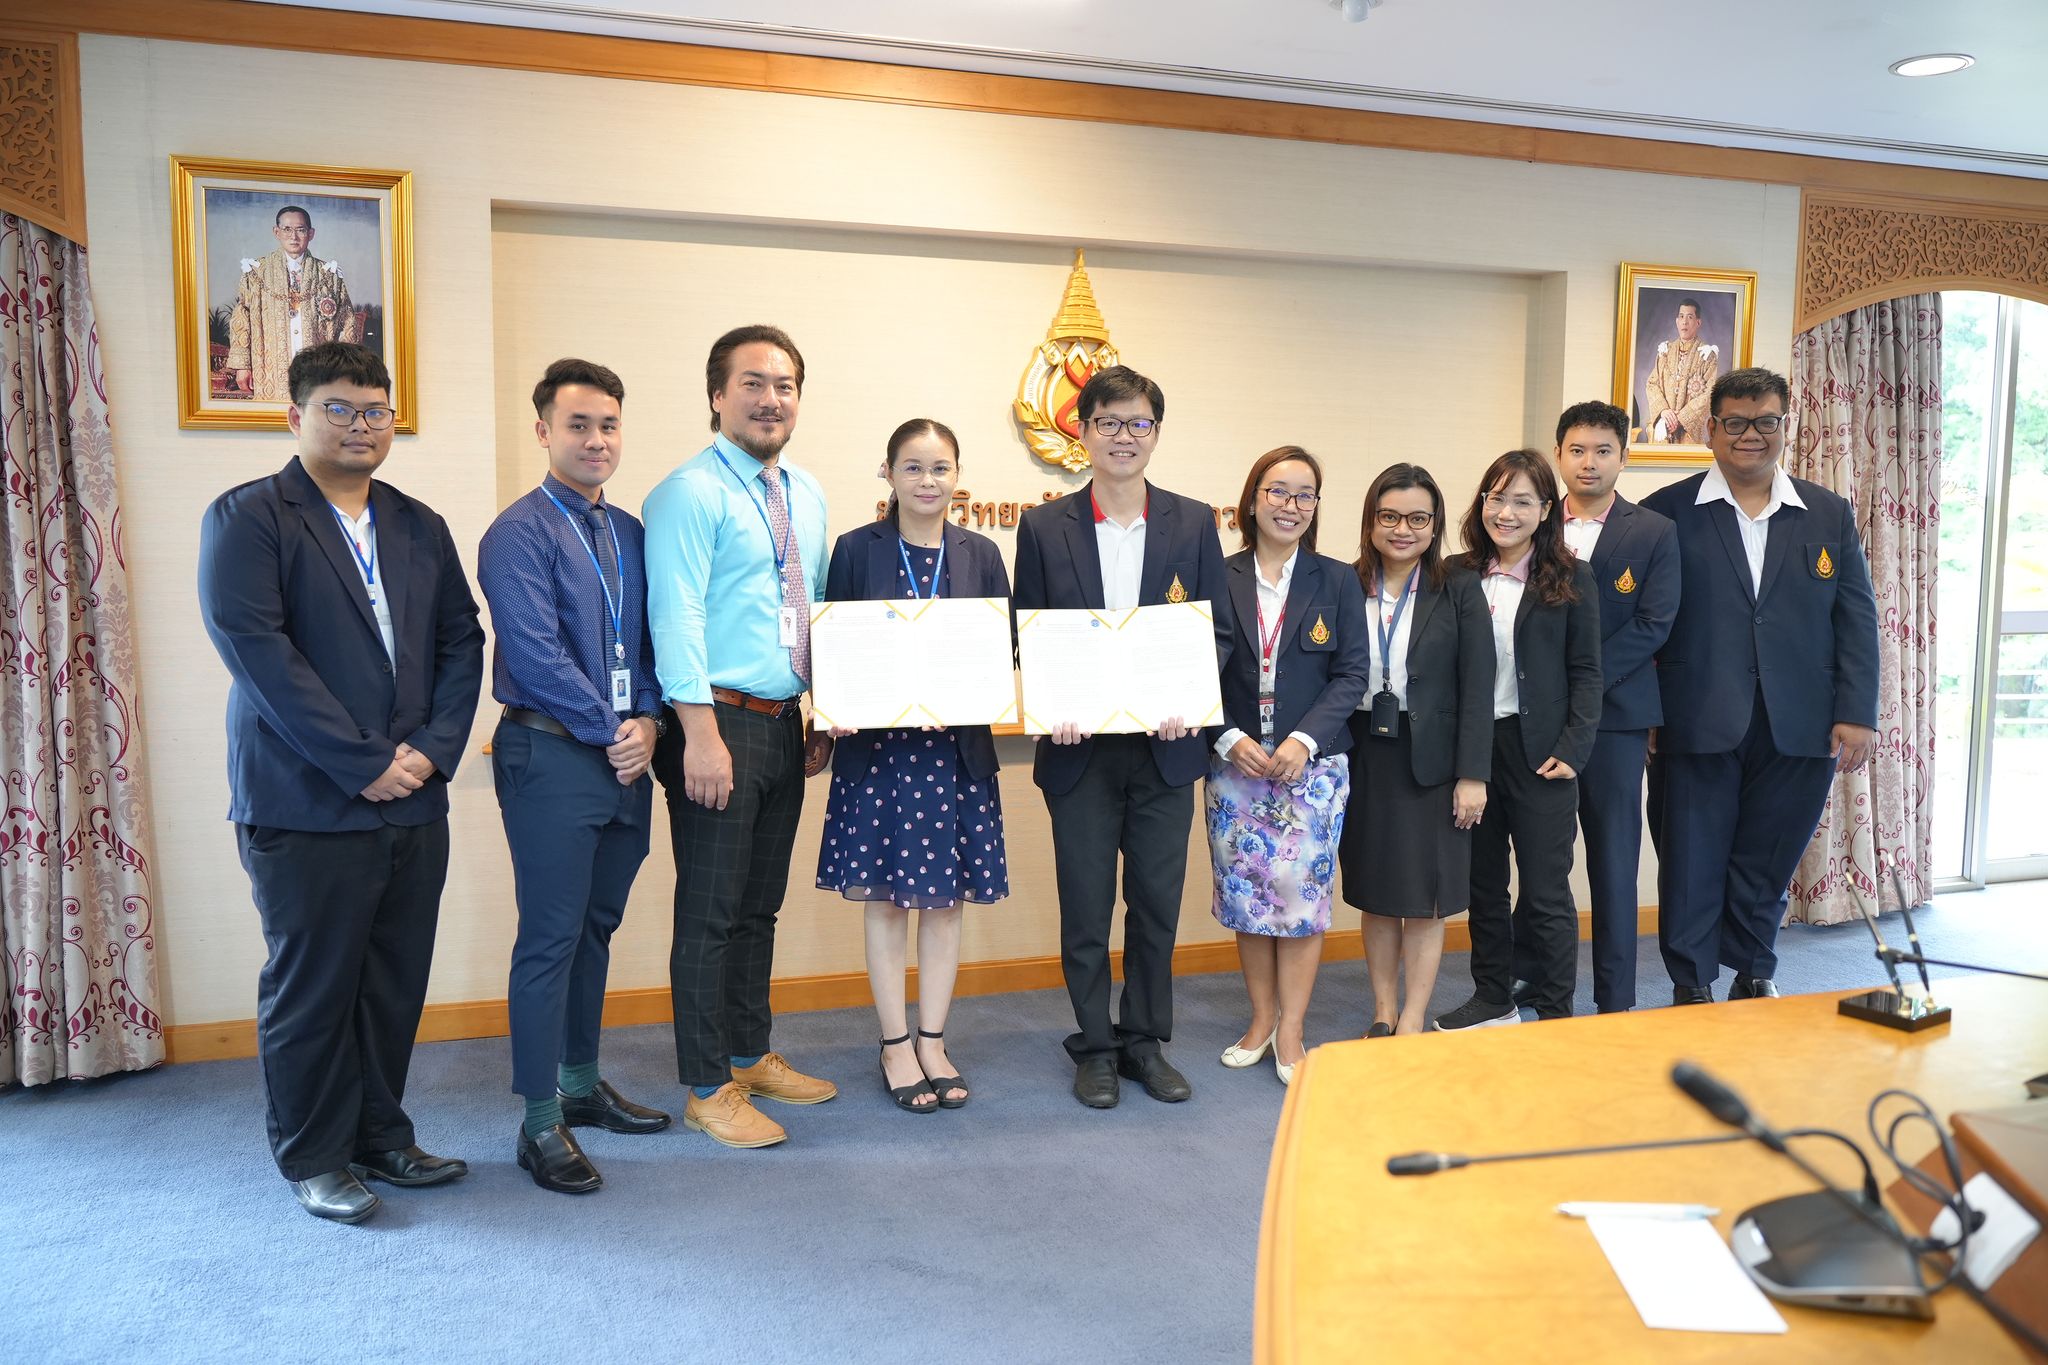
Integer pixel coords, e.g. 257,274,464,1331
1018,602,1223,735
808,597,1018,731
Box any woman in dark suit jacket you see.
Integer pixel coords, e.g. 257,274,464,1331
816,419,1011,1113
1338,463,1494,1036
1207,446,1372,1085
1435,449,1602,1030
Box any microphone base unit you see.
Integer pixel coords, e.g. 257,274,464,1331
1729,1191,1934,1320
1837,988,1953,1032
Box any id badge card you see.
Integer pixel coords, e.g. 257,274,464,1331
610,668,632,712
1258,692,1277,743
779,605,799,648
1369,689,1401,739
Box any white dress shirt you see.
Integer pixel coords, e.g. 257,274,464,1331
1697,462,1806,594
1561,494,1614,562
330,501,395,664
1216,549,1318,759
1093,491,1146,611
1482,556,1529,720
1360,569,1419,712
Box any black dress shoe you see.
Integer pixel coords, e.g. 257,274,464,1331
1510,978,1539,1010
350,1145,469,1187
516,1123,603,1194
1729,975,1781,999
1073,1056,1120,1109
559,1079,672,1134
1671,985,1715,1006
1117,1050,1192,1103
290,1169,380,1223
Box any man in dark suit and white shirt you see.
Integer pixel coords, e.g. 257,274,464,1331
1640,367,1878,1005
199,341,484,1223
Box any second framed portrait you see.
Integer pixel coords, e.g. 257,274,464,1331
1611,263,1756,467
171,156,415,432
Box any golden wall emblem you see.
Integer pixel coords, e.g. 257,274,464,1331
1816,546,1836,579
1614,566,1637,594
1166,574,1188,604
1309,615,1331,645
1014,250,1121,473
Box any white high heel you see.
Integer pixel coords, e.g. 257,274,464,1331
1220,1029,1277,1068
1276,1048,1303,1086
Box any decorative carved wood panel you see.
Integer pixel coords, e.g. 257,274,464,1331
0,26,86,244
1797,191,2048,331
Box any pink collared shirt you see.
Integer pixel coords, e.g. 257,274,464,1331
1562,494,1615,561
1482,554,1530,719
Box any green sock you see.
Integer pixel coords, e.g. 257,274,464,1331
557,1060,599,1099
523,1095,563,1138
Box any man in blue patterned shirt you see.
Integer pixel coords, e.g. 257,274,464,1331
478,358,670,1194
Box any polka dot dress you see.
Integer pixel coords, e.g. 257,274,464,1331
815,543,1011,909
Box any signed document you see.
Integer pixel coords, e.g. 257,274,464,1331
1018,603,1222,735
808,597,1018,731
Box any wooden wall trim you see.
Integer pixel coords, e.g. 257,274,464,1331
1796,190,2048,332
0,23,87,244
160,907,1657,1064
33,0,2048,214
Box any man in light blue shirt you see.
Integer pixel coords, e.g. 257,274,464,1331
644,325,837,1149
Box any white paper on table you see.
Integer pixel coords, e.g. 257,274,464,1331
1017,603,1222,735
1584,1215,1789,1334
807,597,1016,731
1931,1172,2041,1290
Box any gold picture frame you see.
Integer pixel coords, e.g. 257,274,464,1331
171,156,415,432
1611,262,1756,468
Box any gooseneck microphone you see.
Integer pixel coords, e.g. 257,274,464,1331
1385,1131,1748,1176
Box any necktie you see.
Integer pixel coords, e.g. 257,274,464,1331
760,467,810,684
585,501,621,665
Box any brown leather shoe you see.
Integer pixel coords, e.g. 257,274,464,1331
731,1052,838,1105
682,1083,787,1148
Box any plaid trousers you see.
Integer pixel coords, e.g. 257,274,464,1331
655,702,806,1087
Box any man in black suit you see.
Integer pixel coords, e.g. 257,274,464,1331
1640,368,1878,1004
1544,401,1679,1013
198,342,485,1223
1013,366,1233,1108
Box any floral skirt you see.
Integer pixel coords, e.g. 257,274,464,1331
1206,751,1350,937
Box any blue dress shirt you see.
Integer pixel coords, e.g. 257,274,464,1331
478,473,661,746
642,433,829,705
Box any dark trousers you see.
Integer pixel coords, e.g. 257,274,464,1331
1578,728,1650,1013
1469,717,1580,1018
236,819,448,1181
654,702,804,1088
1044,733,1195,1062
494,721,652,1098
1655,689,1836,987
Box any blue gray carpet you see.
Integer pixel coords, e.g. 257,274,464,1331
7,887,2038,1364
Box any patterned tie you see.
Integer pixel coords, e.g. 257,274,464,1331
760,467,810,685
585,501,620,666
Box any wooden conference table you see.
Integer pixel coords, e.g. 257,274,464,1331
1256,976,2046,1363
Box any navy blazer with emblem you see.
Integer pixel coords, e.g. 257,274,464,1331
822,517,1011,783
1640,471,1879,758
198,457,485,832
1218,550,1371,757
1012,480,1235,796
1580,494,1680,733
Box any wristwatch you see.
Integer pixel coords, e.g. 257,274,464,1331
634,709,669,738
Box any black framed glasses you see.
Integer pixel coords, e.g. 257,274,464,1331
1716,415,1785,436
1375,509,1435,530
1262,485,1321,512
320,401,395,430
1089,416,1158,438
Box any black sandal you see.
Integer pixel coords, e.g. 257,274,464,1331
917,1028,969,1109
880,1034,937,1113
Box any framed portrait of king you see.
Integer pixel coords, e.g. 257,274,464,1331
172,157,416,432
1611,263,1756,467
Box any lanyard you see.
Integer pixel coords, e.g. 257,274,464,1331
329,502,378,602
541,487,627,662
897,535,947,602
1371,569,1418,691
1257,584,1287,666
713,446,792,579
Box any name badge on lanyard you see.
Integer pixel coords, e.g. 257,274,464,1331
779,606,800,648
1370,569,1418,740
611,669,632,711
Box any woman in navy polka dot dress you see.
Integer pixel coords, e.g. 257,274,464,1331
816,420,1011,1112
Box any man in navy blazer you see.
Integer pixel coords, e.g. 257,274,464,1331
1640,368,1878,1004
1542,401,1678,1013
1012,366,1233,1109
198,342,484,1224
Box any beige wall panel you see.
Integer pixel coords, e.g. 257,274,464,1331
78,35,1796,1026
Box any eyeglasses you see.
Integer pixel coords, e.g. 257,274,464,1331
1089,416,1158,438
1482,493,1545,514
1374,509,1434,530
896,463,956,480
1262,485,1321,512
319,401,395,430
1716,415,1785,436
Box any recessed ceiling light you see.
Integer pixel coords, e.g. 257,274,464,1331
1889,53,1975,78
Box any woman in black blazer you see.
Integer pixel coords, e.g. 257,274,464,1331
1337,463,1494,1036
1435,450,1602,1030
1207,446,1372,1085
815,419,1012,1113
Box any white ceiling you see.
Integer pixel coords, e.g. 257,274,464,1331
255,0,2048,177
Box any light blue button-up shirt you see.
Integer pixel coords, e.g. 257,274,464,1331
643,432,829,705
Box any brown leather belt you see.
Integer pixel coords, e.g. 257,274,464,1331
711,686,800,719
503,706,575,740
